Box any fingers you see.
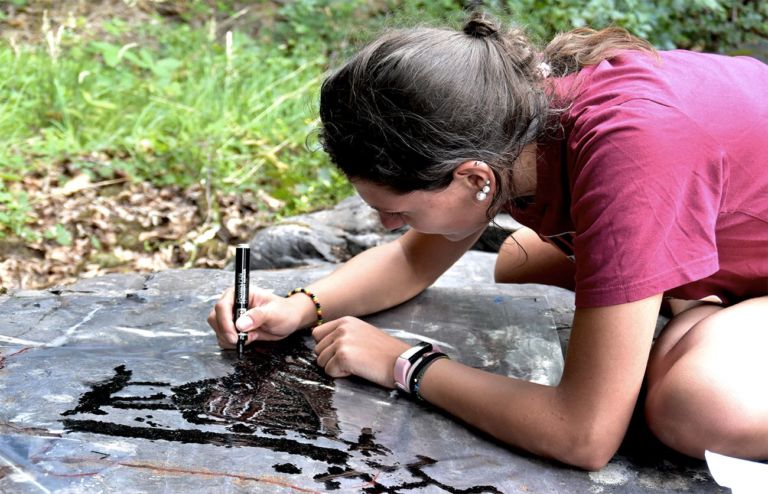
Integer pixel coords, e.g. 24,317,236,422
311,317,413,387
208,308,232,349
208,286,296,349
312,317,357,361
208,288,236,347
313,319,341,367
312,319,340,347
234,294,273,332
234,305,287,342
322,353,353,378
313,320,352,378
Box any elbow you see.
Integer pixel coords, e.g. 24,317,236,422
564,447,615,472
552,426,622,471
543,393,627,470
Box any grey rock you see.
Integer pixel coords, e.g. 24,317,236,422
0,256,722,493
245,195,401,269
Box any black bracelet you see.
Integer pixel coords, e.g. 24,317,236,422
409,352,448,399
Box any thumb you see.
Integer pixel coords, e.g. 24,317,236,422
235,305,267,332
235,305,286,341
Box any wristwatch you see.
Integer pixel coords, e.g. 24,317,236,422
394,341,440,392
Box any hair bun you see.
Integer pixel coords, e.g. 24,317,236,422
463,12,499,38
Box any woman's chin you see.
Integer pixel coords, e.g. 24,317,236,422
441,231,473,242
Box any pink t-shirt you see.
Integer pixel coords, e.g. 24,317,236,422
507,50,768,308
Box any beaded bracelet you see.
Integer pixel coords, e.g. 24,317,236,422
286,288,324,327
410,352,449,400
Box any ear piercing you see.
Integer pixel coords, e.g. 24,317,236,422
476,180,491,201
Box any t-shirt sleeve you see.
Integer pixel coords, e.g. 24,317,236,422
569,99,723,308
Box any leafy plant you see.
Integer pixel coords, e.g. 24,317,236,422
479,0,767,52
0,184,36,241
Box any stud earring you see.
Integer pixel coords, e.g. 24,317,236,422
476,180,491,201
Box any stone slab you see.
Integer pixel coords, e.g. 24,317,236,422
0,258,723,493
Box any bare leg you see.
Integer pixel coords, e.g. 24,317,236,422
645,296,768,459
494,227,575,290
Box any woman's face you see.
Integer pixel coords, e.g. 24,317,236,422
353,176,492,242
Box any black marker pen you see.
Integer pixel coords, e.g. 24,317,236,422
233,244,250,359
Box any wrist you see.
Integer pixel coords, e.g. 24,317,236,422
283,292,316,329
410,352,448,400
394,342,433,391
285,287,324,329
393,341,446,394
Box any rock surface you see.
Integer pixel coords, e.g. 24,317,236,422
0,251,723,493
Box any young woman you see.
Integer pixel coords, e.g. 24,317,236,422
208,12,768,470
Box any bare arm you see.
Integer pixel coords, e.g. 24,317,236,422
417,293,663,469
290,228,483,328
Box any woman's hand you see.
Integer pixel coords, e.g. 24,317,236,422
207,287,303,348
312,316,411,388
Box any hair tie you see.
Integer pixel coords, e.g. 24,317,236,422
463,12,499,38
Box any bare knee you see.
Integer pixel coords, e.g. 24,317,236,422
494,227,574,289
645,368,760,459
645,304,768,459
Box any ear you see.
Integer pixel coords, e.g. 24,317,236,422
453,160,494,192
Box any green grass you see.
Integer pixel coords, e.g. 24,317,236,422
0,12,352,240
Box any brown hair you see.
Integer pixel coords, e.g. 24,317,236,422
543,26,656,77
318,11,655,210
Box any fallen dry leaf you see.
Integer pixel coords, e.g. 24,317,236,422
0,167,272,291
